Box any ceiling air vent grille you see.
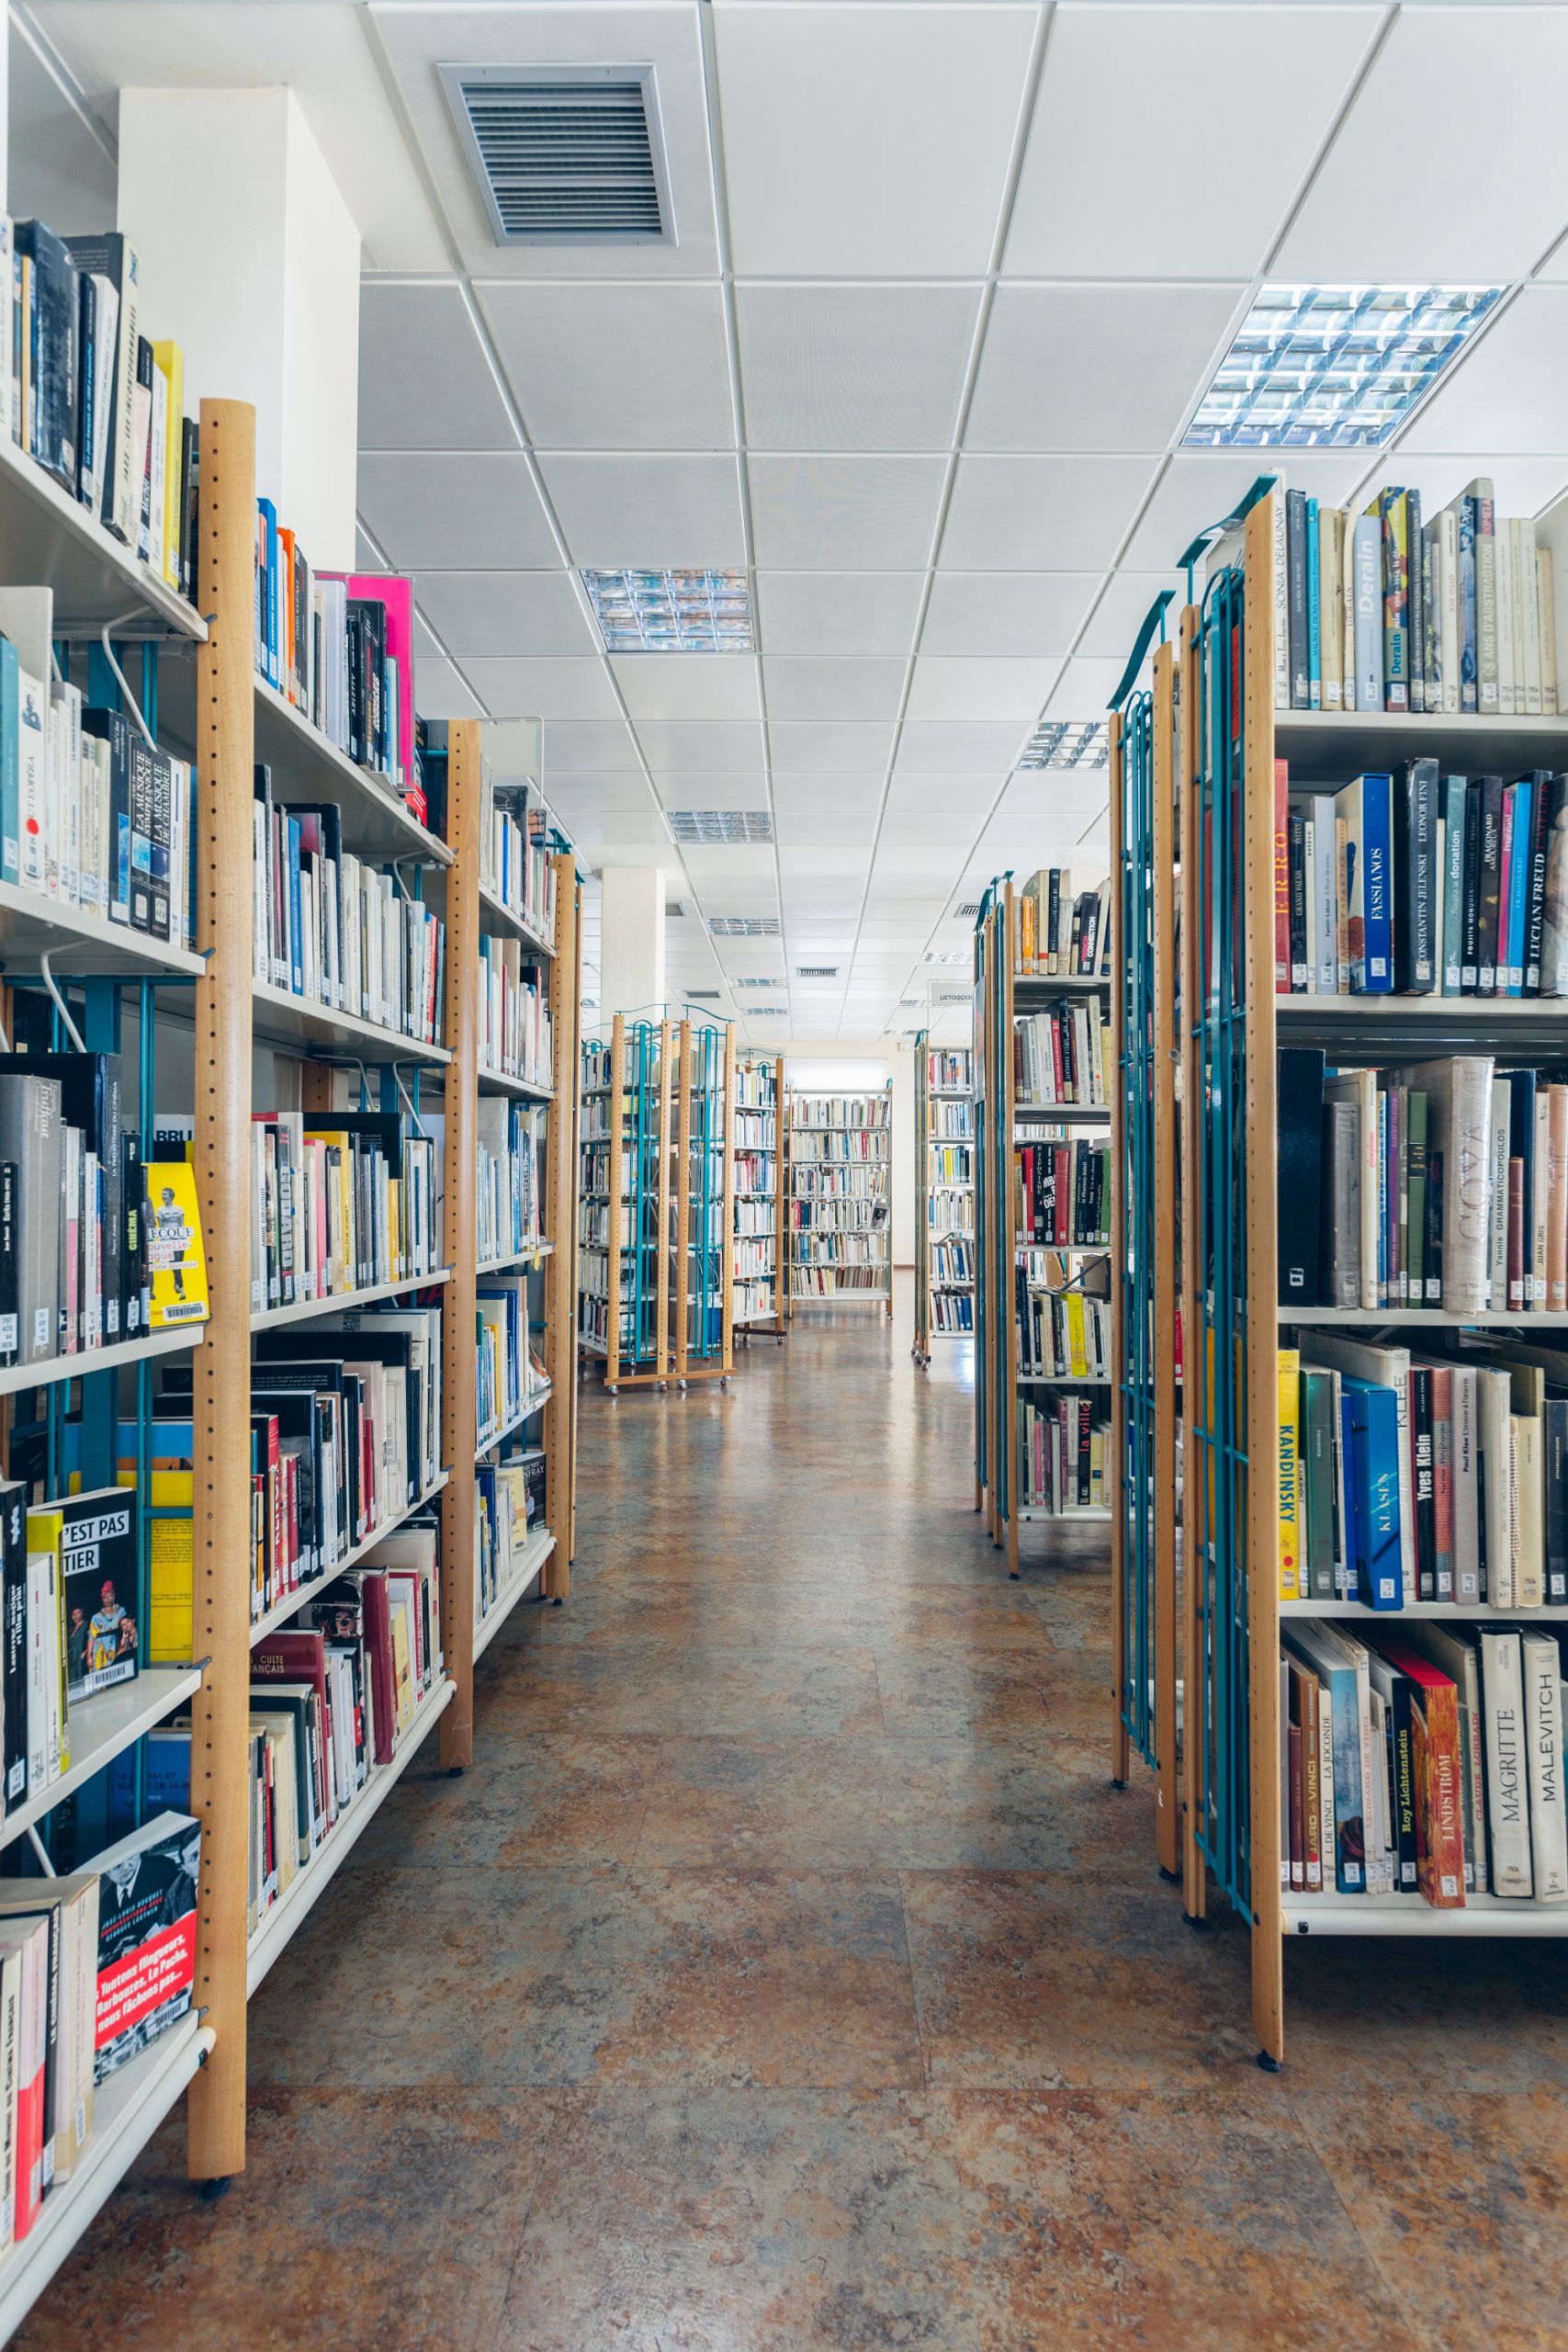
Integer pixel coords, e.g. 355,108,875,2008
795,966,838,978
440,65,675,246
956,902,981,918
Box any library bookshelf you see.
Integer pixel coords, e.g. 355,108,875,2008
577,1010,735,1392
0,393,581,2330
786,1085,894,1316
974,888,1113,1575
913,1033,975,1364
734,1054,787,1341
1111,476,1568,2071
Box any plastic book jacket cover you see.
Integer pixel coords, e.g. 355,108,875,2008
144,1159,209,1329
86,1809,200,2081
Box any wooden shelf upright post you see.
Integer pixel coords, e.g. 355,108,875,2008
186,398,257,2186
438,717,481,1774
545,849,581,1589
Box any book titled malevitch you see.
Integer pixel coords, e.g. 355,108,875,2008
84,1810,200,2083
29,1485,138,1705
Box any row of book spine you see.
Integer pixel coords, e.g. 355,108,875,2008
1014,1002,1112,1108
254,527,417,808
476,1458,547,1623
791,1096,891,1129
248,1113,440,1315
479,933,552,1088
1015,1136,1111,1250
1018,1393,1110,1512
790,1264,886,1295
927,1050,972,1090
477,1099,541,1268
1017,1281,1111,1382
1282,1619,1566,1907
1014,869,1111,979
931,1291,975,1333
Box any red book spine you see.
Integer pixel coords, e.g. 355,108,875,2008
1375,1642,1467,1907
1274,758,1291,991
1288,1721,1304,1889
1508,1157,1527,1308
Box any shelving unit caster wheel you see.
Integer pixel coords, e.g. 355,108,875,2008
658,1380,668,1392
606,1383,618,1396
677,1379,687,1392
197,2177,232,2205
1256,2050,1283,2075
720,1375,729,1387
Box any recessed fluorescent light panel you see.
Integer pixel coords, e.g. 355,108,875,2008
747,1007,786,1017
733,977,784,989
1018,720,1109,771
583,569,755,651
666,809,773,843
923,951,967,967
709,916,780,937
1185,284,1504,448
796,966,838,978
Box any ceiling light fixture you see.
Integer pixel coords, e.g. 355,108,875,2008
795,966,838,978
1018,719,1110,771
709,916,780,937
733,977,784,989
1185,283,1504,448
583,568,755,652
687,989,723,1000
923,951,967,967
666,809,773,843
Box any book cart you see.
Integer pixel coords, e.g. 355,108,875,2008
786,1083,894,1315
733,1053,787,1342
0,402,583,2332
1121,478,1568,2073
913,1032,975,1365
973,885,1113,1577
577,1010,735,1393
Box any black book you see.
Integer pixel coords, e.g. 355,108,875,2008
1523,769,1552,995
0,1052,122,1348
74,270,97,514
15,221,78,490
1388,1674,1420,1894
127,730,157,938
1544,1394,1568,1607
1476,775,1505,996
81,706,134,929
1461,776,1483,993
0,1482,27,1804
57,1486,138,1703
1506,1069,1538,1306
0,1160,16,1369
133,334,153,563
1288,808,1308,990
179,414,198,601
1037,1147,1055,1242
147,741,172,944
1287,489,1309,708
1411,1365,1436,1600
1277,1046,1325,1305
1046,871,1061,970
1393,758,1438,992
61,232,139,543
122,1130,145,1337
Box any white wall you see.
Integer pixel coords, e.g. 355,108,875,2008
781,1037,915,1264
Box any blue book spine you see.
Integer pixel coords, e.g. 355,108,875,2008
0,635,17,884
1324,1660,1366,1892
287,814,303,997
1507,775,1531,994
1354,514,1382,711
258,497,280,688
1348,1378,1403,1608
1441,774,1466,994
1306,498,1321,709
1360,771,1393,991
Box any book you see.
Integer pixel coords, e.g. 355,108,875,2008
83,1811,200,2081
29,1486,138,1705
144,1159,209,1329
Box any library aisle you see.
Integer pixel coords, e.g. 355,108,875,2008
26,1281,1564,2351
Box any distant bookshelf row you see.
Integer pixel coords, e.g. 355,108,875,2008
792,1084,891,1312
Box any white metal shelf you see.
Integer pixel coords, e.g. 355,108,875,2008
0,1666,206,1854
1280,1597,1568,1621
251,1267,450,1333
1282,1892,1568,1936
477,1242,552,1276
477,1065,554,1102
476,1382,552,1458
0,2013,214,2346
479,881,556,957
254,678,453,865
1279,1306,1568,1329
1018,1504,1112,1521
0,1321,205,1403
0,434,207,638
473,1527,555,1664
248,1472,451,1649
0,882,208,979
251,981,451,1067
247,1673,456,1996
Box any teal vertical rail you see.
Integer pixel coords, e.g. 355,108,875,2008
1191,558,1254,1924
972,892,993,1515
1117,688,1158,1770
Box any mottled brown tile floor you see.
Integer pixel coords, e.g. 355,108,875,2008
25,1281,1568,2350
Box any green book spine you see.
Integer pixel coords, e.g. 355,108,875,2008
1302,1370,1337,1599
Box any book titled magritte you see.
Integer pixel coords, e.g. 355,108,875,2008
84,1810,200,2082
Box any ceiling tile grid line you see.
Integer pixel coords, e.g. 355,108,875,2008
355,0,739,1011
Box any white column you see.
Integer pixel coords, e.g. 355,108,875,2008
116,88,360,566
600,867,666,1018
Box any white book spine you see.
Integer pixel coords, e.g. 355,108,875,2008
1523,1637,1568,1900
1451,1366,1481,1603
1482,1631,1534,1896
1521,518,1543,715
1540,548,1559,715
1496,521,1517,718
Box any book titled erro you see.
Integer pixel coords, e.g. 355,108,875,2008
83,1810,200,2083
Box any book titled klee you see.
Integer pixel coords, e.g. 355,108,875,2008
144,1158,209,1329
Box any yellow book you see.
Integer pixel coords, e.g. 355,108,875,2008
1277,1348,1302,1601
152,339,184,590
389,1601,414,1734
388,1174,401,1283
1065,1291,1088,1380
145,1159,209,1329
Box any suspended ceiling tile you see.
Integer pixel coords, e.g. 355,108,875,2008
768,720,897,772
754,571,926,657
678,844,778,888
632,719,768,769
905,656,1059,723
762,660,908,723
940,455,1160,571
1042,656,1133,718
895,720,1032,771
1120,450,1365,569
460,658,622,722
1394,288,1568,458
1006,4,1380,277
885,770,1004,805
736,283,980,449
371,2,722,279
873,844,965,880
359,282,516,449
540,718,646,773
878,802,982,849
538,453,747,568
478,282,735,449
650,772,768,808
748,454,947,571
967,283,1245,454
776,846,873,879
612,657,762,723
358,453,562,571
714,4,1037,275
919,572,1100,659
1076,571,1183,661
413,655,486,718
1277,6,1568,280
413,570,596,659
